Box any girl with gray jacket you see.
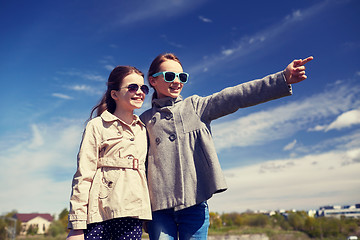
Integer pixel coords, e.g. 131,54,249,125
140,53,313,240
67,66,152,240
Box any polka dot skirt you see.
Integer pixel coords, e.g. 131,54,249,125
84,217,143,240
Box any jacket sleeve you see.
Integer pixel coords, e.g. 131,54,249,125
193,71,292,123
68,121,100,229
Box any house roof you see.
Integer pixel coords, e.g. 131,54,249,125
14,213,54,223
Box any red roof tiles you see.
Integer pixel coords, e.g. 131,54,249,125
15,213,53,223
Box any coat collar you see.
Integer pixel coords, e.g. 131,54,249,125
152,95,183,108
100,110,145,127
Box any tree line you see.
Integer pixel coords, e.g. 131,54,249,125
209,210,360,239
1,209,359,239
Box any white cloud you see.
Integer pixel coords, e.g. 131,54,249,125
69,84,93,91
309,109,360,132
57,70,106,82
189,0,333,75
283,139,297,151
83,73,105,82
67,84,104,96
28,124,44,149
209,147,360,213
326,109,360,131
199,15,212,23
0,119,84,215
222,49,234,56
105,64,115,71
113,0,207,26
308,125,327,132
161,35,184,48
212,81,360,151
285,10,303,21
52,93,73,100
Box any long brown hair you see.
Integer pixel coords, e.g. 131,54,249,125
90,66,144,119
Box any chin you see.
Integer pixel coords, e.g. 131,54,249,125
169,92,181,98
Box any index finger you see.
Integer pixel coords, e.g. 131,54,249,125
300,56,313,65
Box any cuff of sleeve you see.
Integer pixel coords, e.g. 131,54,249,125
280,70,292,95
68,220,87,230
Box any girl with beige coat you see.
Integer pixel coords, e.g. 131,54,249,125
67,66,152,240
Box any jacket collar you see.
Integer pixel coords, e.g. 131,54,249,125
100,110,145,127
152,95,183,108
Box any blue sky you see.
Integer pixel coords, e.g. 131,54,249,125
1,0,359,216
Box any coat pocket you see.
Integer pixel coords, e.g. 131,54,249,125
99,167,121,199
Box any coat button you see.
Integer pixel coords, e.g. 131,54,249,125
169,133,177,141
155,137,161,145
165,113,173,120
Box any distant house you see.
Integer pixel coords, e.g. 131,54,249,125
317,203,360,219
14,213,53,235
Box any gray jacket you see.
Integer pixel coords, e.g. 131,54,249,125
140,71,292,211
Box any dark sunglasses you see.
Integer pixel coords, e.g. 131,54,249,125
152,71,189,83
120,84,149,95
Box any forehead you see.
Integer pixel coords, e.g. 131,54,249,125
159,60,183,72
122,73,144,85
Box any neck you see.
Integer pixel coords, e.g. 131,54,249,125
113,108,134,125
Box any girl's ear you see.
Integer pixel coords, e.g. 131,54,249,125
149,76,157,87
110,90,118,101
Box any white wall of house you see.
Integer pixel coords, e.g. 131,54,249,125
20,216,52,235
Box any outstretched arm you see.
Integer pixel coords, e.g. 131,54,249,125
284,56,313,84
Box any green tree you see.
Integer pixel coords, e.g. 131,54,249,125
58,208,69,231
209,212,222,229
221,213,234,226
47,220,66,237
0,218,7,240
250,214,269,227
45,209,69,237
288,212,305,230
270,213,290,230
321,217,341,238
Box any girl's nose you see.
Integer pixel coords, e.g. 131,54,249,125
173,76,181,83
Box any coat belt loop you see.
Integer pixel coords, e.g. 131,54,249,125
133,158,139,170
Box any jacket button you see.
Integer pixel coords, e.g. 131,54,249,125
155,137,161,145
165,113,173,120
169,133,177,141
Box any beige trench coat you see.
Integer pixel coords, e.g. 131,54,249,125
68,110,152,229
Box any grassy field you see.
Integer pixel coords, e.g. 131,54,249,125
14,230,350,240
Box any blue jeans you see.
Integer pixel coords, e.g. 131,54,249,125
147,201,210,240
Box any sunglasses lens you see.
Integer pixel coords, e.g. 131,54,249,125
164,72,176,82
127,84,139,93
126,84,149,95
141,85,149,95
179,73,188,83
